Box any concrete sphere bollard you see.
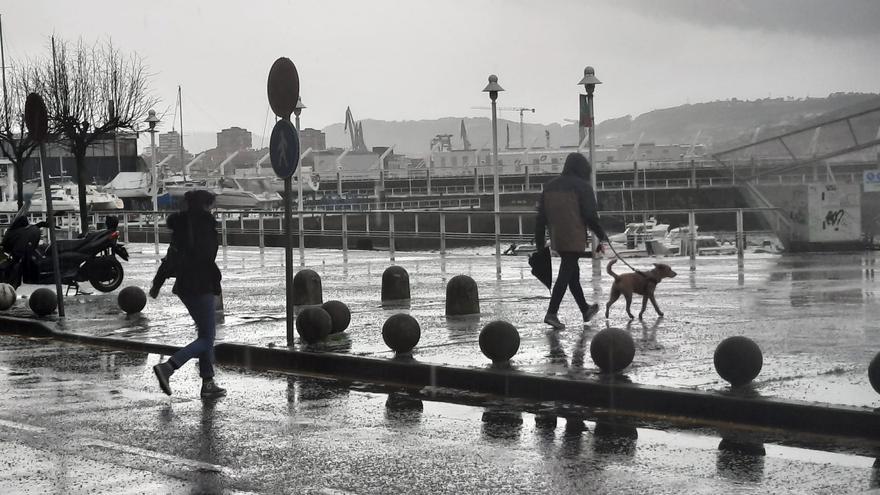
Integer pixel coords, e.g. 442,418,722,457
381,266,410,303
590,328,635,373
296,307,332,344
479,320,520,363
293,269,323,306
29,288,58,317
714,336,763,386
117,286,147,314
868,352,880,395
445,275,479,316
322,300,351,334
382,313,421,354
0,283,16,310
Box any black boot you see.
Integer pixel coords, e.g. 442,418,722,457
201,379,227,399
153,361,174,396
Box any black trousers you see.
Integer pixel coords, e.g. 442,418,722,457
547,253,590,314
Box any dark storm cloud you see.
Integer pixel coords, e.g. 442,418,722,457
619,0,880,38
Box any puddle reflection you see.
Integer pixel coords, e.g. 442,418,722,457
592,420,638,458
193,399,223,493
716,436,766,483
286,376,350,414
384,391,424,427
481,408,523,442
872,458,880,488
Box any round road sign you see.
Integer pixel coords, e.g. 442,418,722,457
267,58,300,120
24,93,49,142
270,119,300,179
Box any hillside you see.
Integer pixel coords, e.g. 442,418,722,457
321,93,880,157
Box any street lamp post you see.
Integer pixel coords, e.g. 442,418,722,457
294,96,305,130
293,97,306,266
483,75,504,279
577,66,602,274
145,109,160,256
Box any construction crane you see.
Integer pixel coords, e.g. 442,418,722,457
471,106,535,148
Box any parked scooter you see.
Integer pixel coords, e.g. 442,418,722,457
0,213,129,293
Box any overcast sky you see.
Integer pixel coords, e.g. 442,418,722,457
5,0,880,141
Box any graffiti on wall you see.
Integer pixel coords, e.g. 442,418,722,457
822,209,846,231
807,183,861,242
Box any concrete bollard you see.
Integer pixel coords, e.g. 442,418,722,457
868,352,880,394
446,275,480,316
118,286,147,314
296,307,332,344
293,269,323,306
714,336,763,386
382,266,411,304
0,283,16,311
28,288,57,317
382,313,421,354
322,300,351,334
479,320,520,363
590,328,635,373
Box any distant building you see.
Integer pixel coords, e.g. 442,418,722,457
614,142,705,162
299,128,326,152
12,132,140,183
216,127,252,154
159,130,187,158
310,148,408,179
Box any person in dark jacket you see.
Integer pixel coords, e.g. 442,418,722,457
153,189,226,399
534,153,608,329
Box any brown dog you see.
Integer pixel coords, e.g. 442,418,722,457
605,258,677,319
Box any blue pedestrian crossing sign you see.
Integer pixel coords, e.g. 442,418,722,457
270,119,300,178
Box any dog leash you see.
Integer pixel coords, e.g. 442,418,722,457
603,240,652,280
608,241,644,276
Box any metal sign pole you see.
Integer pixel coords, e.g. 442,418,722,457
284,175,294,344
266,56,301,347
39,144,64,317
298,159,305,266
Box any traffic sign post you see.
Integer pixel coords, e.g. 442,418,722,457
24,93,64,317
267,57,301,345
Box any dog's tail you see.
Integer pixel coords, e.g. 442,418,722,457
606,258,620,280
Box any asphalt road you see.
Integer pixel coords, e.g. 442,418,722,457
1,335,878,494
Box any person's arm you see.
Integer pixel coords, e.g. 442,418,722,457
534,192,547,248
579,183,608,241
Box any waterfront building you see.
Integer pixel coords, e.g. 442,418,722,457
159,130,187,158
4,132,141,183
217,127,253,155
300,128,327,152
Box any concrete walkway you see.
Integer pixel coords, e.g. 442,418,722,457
5,244,879,409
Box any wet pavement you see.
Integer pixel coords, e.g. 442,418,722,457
4,244,879,410
1,335,879,494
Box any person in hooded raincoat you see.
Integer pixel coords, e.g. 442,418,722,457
534,153,608,329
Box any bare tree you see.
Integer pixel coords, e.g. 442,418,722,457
40,37,156,233
0,57,43,209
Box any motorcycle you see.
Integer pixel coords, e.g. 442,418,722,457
0,214,129,293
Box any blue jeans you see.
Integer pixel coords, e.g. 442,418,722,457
168,293,216,379
547,253,590,315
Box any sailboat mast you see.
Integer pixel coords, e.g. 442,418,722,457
1,14,10,127
178,85,185,181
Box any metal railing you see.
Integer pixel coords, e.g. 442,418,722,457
320,171,868,199
81,207,785,272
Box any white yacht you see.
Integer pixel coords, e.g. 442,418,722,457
608,217,670,245
235,166,320,195
30,182,124,212
107,171,160,199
